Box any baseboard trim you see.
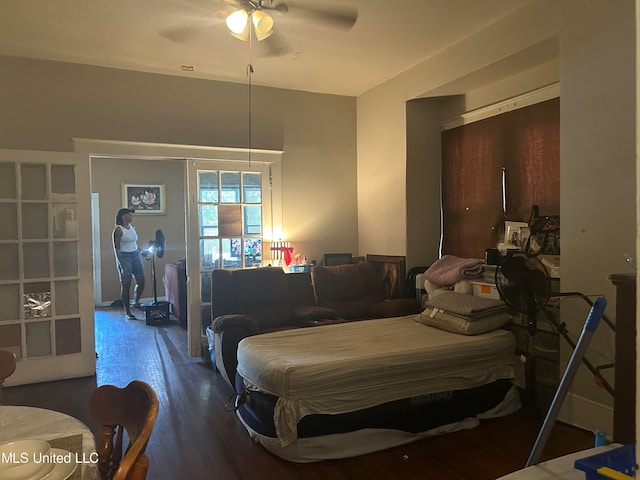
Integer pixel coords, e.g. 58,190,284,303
558,391,613,439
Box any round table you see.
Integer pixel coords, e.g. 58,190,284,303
0,405,99,480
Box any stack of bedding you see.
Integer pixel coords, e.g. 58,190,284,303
418,291,513,335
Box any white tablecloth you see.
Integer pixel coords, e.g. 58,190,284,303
0,405,98,480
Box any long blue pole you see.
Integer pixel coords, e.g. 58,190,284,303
525,296,607,467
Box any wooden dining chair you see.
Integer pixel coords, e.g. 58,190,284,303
89,380,159,480
0,349,17,404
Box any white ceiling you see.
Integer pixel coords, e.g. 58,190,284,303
0,0,534,97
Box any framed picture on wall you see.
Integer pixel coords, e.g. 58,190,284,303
366,254,408,300
122,183,165,215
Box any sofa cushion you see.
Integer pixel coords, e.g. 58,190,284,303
237,303,292,330
285,272,317,311
311,264,366,302
212,267,292,330
234,267,289,306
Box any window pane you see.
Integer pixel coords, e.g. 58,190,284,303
21,164,46,200
0,163,16,199
0,284,20,321
199,205,218,236
24,282,51,319
53,204,77,239
22,204,48,239
0,204,17,240
244,239,262,267
221,238,242,269
200,273,211,303
23,243,50,278
220,172,240,203
198,171,218,203
53,241,78,277
0,244,19,280
200,239,219,269
55,280,79,315
51,165,76,195
26,321,51,357
243,173,261,203
243,206,261,235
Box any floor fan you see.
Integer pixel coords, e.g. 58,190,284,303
495,252,552,409
494,252,608,467
141,229,171,325
495,252,551,336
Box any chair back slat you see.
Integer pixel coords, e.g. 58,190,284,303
90,380,159,480
0,350,17,404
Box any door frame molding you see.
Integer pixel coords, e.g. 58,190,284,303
74,138,283,357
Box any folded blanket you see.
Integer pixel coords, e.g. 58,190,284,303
423,278,473,298
417,307,513,335
425,291,507,318
424,255,484,286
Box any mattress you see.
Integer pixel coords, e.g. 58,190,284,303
237,383,522,462
236,314,524,447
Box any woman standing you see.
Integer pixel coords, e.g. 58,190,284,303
113,208,145,319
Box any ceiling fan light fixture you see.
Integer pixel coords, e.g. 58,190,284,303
252,10,274,41
226,9,249,35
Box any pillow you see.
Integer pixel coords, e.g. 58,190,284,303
416,307,512,335
425,291,506,318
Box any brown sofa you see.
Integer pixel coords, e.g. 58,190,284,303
211,267,338,386
311,262,421,319
211,263,421,389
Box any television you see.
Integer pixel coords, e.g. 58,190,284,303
323,253,353,266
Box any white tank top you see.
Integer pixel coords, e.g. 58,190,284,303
118,225,138,252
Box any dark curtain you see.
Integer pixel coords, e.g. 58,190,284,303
505,98,560,221
441,114,505,258
441,98,560,258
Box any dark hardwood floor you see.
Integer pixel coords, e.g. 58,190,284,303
4,307,596,479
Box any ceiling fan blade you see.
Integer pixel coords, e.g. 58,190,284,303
255,31,291,57
272,2,358,30
160,23,209,43
159,0,231,43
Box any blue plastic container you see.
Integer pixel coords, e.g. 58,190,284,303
574,444,636,480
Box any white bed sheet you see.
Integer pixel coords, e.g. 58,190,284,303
238,385,522,463
237,314,525,446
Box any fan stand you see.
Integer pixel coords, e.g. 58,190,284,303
523,298,539,410
147,251,160,305
525,296,607,467
141,249,171,326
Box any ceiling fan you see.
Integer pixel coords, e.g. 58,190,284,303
161,0,358,56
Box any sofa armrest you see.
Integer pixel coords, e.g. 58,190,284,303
212,314,260,335
292,306,338,323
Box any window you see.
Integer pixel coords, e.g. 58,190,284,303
197,170,263,271
441,97,560,258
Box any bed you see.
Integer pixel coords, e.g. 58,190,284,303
234,313,525,462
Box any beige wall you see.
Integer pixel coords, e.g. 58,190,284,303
357,0,635,434
91,158,187,305
0,55,358,303
557,0,636,433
